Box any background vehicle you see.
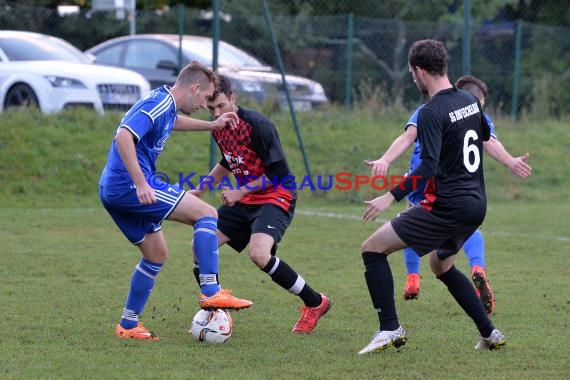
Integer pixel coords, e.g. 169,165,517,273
0,31,150,113
86,34,328,110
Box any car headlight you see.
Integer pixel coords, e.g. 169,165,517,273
44,76,86,88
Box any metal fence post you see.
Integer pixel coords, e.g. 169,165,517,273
511,20,522,120
262,0,312,180
177,3,184,72
345,13,354,109
210,0,220,171
462,0,471,75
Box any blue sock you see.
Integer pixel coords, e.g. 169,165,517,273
464,230,485,268
120,259,163,329
194,216,221,297
403,248,421,274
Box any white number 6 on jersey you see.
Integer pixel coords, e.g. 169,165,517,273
463,129,480,173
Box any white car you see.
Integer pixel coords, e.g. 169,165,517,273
0,31,150,114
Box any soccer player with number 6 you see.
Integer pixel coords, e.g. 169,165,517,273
365,74,532,313
358,39,506,355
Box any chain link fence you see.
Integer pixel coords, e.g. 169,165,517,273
1,1,569,118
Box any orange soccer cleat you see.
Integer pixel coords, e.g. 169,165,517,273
403,273,421,300
199,289,253,310
471,265,495,315
114,322,159,341
292,293,331,334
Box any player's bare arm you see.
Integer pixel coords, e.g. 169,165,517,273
190,163,232,198
364,126,417,177
483,138,532,178
362,192,396,222
174,112,238,131
221,175,274,207
114,128,156,205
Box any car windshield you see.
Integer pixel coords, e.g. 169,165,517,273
0,34,90,63
181,38,266,68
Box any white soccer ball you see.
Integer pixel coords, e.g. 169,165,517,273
189,309,233,344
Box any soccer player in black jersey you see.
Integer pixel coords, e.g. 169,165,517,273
191,75,330,334
358,40,506,355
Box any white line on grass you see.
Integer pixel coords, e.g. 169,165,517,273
296,209,570,242
45,208,569,243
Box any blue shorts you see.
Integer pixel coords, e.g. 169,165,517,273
99,181,185,245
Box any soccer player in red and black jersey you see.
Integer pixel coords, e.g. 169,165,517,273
191,75,330,334
357,40,506,355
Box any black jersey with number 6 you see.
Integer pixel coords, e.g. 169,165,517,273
392,87,491,224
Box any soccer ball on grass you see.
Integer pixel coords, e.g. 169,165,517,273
189,309,232,344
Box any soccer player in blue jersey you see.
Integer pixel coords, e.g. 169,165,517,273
99,61,253,341
358,40,506,355
365,75,532,314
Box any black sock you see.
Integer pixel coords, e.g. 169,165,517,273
362,251,399,331
192,263,200,287
262,256,321,307
437,265,494,337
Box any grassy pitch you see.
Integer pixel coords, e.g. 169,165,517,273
0,200,568,379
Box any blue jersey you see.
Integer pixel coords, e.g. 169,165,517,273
405,105,496,204
99,86,177,189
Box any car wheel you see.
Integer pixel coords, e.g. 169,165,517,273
4,83,39,110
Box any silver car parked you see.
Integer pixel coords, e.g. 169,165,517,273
86,34,328,111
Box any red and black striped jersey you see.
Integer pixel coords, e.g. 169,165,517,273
212,107,295,211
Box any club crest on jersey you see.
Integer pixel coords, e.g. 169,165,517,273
154,134,170,152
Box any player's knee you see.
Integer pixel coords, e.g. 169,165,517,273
248,246,270,269
145,248,168,263
429,253,452,276
200,203,218,219
361,239,377,253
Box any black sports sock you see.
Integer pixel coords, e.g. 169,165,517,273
437,265,494,338
262,256,321,307
362,251,399,331
192,264,200,287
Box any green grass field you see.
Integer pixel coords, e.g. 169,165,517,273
1,201,568,379
0,109,568,379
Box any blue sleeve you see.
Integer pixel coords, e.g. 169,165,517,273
484,112,497,139
120,111,153,142
405,105,424,130
391,107,439,201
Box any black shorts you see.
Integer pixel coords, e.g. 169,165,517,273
391,205,479,259
217,202,295,254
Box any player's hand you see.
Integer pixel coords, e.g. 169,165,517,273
211,112,238,130
136,182,156,205
509,153,532,178
363,192,395,222
364,158,390,177
221,187,243,206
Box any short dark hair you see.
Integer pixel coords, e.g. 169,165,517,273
408,39,448,76
455,75,488,98
210,74,234,101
